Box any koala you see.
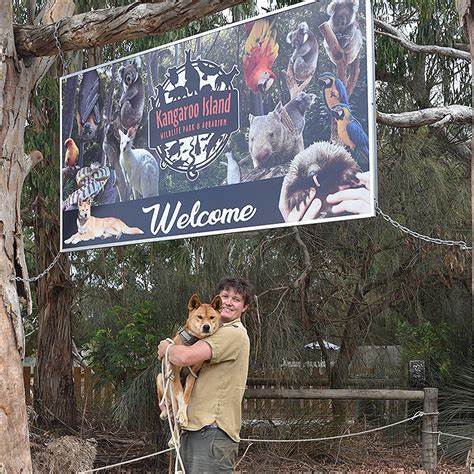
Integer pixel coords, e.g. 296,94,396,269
118,58,145,130
286,22,319,82
324,0,363,65
248,104,305,169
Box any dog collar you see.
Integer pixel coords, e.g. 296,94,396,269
178,328,200,346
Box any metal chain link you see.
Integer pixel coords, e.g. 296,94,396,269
376,203,472,251
54,18,69,75
10,251,62,283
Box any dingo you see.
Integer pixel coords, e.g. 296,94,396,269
64,199,143,244
157,294,222,428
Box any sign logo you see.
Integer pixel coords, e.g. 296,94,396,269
148,50,240,181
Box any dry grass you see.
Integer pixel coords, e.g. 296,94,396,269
32,435,96,473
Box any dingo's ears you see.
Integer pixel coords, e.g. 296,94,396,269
210,295,223,313
78,197,91,206
188,293,202,311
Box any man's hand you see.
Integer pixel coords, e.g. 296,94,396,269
326,171,371,215
279,175,322,222
157,339,172,360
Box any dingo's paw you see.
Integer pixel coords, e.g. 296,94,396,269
177,409,188,427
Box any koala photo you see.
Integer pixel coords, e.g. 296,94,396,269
324,0,363,65
286,22,319,82
118,57,145,130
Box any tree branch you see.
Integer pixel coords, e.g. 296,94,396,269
375,18,470,62
14,0,245,58
377,105,472,127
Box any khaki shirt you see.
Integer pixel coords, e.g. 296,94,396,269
185,319,250,442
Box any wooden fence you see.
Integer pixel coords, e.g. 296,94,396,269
23,366,405,419
23,367,438,472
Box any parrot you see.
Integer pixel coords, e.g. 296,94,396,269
330,103,369,165
318,72,349,111
64,137,79,167
243,19,279,94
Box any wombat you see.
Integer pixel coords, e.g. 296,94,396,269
248,94,315,168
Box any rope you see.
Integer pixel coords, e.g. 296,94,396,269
160,340,186,474
76,411,449,473
422,430,472,441
78,447,173,473
241,411,425,443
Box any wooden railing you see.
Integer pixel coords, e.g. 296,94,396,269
23,366,402,418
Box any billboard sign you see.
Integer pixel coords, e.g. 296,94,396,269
60,0,376,251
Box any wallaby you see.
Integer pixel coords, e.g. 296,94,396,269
103,112,129,201
118,128,160,199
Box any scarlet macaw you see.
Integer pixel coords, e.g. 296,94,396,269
330,103,369,164
243,19,279,94
318,72,349,111
64,138,79,167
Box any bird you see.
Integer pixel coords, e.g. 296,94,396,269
243,19,279,94
64,138,79,167
330,103,369,165
318,72,349,111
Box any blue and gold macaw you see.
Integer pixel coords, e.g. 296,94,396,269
318,72,349,111
330,103,369,164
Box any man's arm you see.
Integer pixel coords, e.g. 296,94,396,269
157,339,212,367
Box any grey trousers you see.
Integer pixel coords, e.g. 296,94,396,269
179,426,239,473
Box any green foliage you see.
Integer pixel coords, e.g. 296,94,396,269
439,360,474,462
396,319,454,382
86,301,171,386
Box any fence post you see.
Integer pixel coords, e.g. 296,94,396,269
421,387,438,473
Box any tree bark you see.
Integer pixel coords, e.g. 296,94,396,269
33,200,76,429
1,0,75,468
377,105,472,127
453,0,473,359
330,251,372,422
13,0,246,58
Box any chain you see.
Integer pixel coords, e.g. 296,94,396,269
10,251,62,283
376,203,472,251
53,18,69,75
9,205,470,282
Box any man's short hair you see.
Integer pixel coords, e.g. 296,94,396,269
215,277,254,306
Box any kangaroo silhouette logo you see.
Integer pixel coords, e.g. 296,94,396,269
148,50,240,181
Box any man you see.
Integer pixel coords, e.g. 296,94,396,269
157,277,253,473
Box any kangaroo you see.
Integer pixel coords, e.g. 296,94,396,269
103,112,129,201
118,128,160,199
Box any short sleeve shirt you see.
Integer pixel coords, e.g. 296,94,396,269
185,319,250,442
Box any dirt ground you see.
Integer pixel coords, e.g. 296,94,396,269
31,427,467,473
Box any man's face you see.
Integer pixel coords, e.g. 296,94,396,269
219,287,248,323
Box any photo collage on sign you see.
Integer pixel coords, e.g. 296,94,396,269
61,0,375,251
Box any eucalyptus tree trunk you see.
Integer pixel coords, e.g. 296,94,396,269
33,200,76,429
453,0,473,336
0,0,74,468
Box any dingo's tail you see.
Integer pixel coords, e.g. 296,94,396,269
124,226,144,235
